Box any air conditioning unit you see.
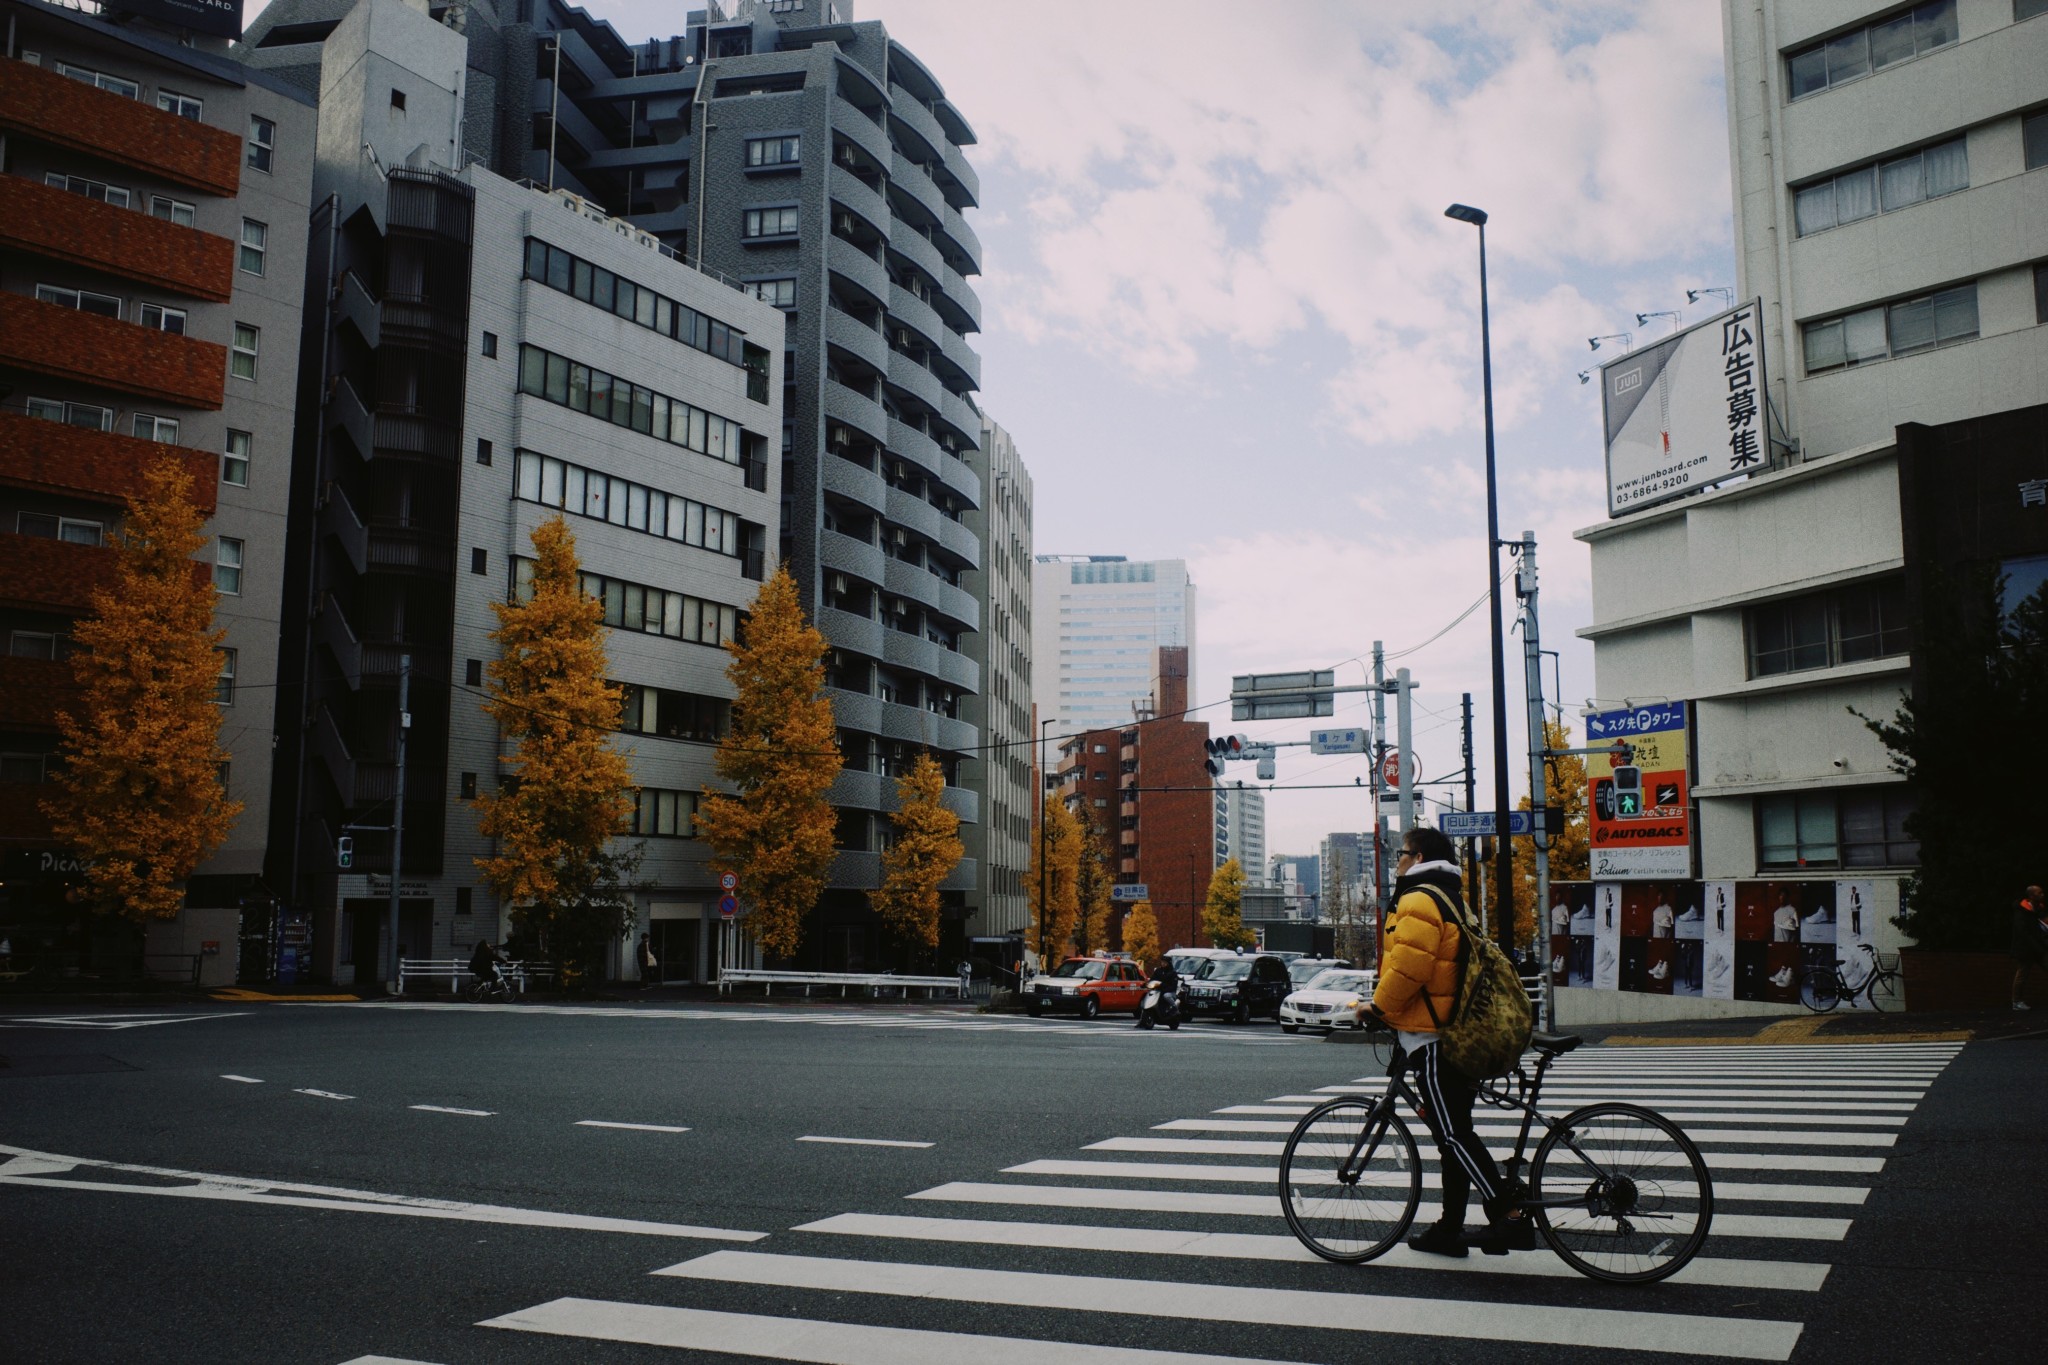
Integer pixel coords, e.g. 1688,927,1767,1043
830,426,850,448
836,144,857,167
835,211,856,235
893,329,913,348
892,526,909,546
830,575,848,597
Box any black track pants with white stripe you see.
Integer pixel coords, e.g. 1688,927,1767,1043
1410,1040,1503,1225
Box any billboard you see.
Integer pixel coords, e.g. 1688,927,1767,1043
1586,702,1692,879
112,0,244,40
1603,299,1768,517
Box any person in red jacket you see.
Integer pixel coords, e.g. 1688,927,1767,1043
1369,826,1530,1257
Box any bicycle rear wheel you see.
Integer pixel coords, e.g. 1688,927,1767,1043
1279,1098,1420,1264
1800,968,1841,1013
1531,1102,1713,1284
1865,969,1902,1011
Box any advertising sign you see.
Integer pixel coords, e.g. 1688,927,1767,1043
114,0,245,40
1586,702,1693,879
1701,880,1736,1000
1603,299,1769,517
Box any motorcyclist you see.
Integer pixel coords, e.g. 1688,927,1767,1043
1138,956,1180,1028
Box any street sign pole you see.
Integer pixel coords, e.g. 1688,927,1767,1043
1519,530,1551,988
1395,668,1415,834
1371,642,1389,919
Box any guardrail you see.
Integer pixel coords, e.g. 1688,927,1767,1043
718,968,967,1000
396,958,552,995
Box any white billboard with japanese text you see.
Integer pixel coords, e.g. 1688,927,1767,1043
1603,299,1769,517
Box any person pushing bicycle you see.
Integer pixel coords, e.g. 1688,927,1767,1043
1366,827,1532,1258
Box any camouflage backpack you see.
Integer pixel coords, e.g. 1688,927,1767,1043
1415,884,1533,1079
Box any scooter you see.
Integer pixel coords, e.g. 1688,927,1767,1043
1136,981,1181,1030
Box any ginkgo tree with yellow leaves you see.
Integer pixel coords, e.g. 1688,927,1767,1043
871,750,964,952
473,517,639,969
1028,795,1082,963
1511,718,1590,949
1202,857,1255,950
1073,805,1113,956
1118,899,1160,967
696,565,841,960
46,456,241,922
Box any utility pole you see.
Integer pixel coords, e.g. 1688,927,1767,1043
1395,668,1416,834
1460,691,1476,893
1519,530,1552,992
385,654,410,992
1371,642,1388,916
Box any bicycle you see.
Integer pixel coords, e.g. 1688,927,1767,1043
464,971,514,1003
1800,944,1903,1013
1279,1027,1714,1284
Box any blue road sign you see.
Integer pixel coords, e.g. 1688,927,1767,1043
1436,810,1537,838
718,894,739,919
1110,884,1150,902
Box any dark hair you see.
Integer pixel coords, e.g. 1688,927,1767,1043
1403,827,1456,866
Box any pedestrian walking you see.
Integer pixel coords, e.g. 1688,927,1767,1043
2011,886,2047,1011
957,958,973,1000
638,933,659,989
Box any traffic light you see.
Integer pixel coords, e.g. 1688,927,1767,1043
1612,765,1644,818
1204,733,1248,777
336,835,354,870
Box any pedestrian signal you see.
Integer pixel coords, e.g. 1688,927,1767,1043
336,835,354,869
1612,765,1644,818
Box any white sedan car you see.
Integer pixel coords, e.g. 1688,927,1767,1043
1278,968,1378,1033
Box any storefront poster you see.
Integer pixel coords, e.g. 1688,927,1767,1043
1558,878,1864,1004
1701,880,1736,1000
1586,702,1694,880
1592,883,1622,990
1836,879,1877,1005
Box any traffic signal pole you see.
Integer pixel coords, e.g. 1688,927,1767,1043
1372,643,1389,916
1518,532,1550,982
386,654,410,993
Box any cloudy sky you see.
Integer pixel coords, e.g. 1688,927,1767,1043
248,0,1739,858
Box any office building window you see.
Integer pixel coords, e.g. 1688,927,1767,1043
2027,110,2048,171
745,135,800,168
1802,283,1977,373
747,278,797,308
465,659,483,686
1793,137,1966,235
215,537,243,594
455,887,473,915
476,438,493,466
1746,578,1910,678
132,414,180,443
481,330,497,357
514,449,744,556
156,90,202,120
27,398,113,431
1787,1,1956,100
222,430,251,486
742,205,799,239
629,787,699,838
45,172,129,208
513,558,739,648
140,303,187,334
215,648,236,705
239,219,267,275
9,631,60,660
619,683,732,742
1758,788,1918,868
248,115,275,172
56,61,139,98
460,772,477,799
522,238,754,369
390,88,407,113
19,513,104,545
2037,264,2048,326
36,284,121,318
149,194,197,227
231,324,259,379
515,344,750,467
471,548,488,575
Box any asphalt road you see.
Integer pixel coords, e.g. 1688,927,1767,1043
1,998,2042,1364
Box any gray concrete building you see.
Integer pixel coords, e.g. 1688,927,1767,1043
268,0,782,985
1319,832,1372,918
1033,555,1197,743
962,415,1032,939
1214,782,1265,883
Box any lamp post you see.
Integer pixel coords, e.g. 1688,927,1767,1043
1444,202,1517,958
1038,716,1057,968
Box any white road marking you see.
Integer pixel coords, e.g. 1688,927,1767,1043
1256,1094,1923,1109
796,1135,934,1149
794,1211,1832,1291
294,1088,355,1101
1084,1136,1888,1172
0,1012,250,1030
410,1105,493,1117
483,1298,1318,1365
576,1120,690,1133
221,1075,264,1084
337,1357,444,1364
1148,1118,1895,1148
652,1251,1806,1361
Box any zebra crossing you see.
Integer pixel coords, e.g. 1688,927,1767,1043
358,1040,1964,1363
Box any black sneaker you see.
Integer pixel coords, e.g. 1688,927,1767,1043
1477,1215,1538,1255
1406,1220,1469,1258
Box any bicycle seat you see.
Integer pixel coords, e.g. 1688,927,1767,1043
1530,1030,1582,1055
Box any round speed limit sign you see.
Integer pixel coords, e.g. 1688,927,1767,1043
719,871,738,892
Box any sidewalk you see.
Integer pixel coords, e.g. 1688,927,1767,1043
1573,1008,2042,1047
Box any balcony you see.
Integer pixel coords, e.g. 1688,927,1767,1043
0,412,216,514
0,533,119,613
827,231,889,303
820,451,889,515
1120,858,1138,876
885,349,945,412
0,655,67,729
0,59,242,197
822,377,889,448
0,175,234,302
1120,829,1138,847
830,97,893,167
825,304,890,374
0,293,225,410
882,555,977,632
1120,801,1138,819
830,848,979,891
820,527,886,586
829,164,889,240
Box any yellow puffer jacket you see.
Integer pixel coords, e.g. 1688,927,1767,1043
1371,877,1465,1032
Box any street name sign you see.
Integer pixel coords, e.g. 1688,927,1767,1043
1109,884,1150,903
1309,727,1369,755
1437,810,1545,838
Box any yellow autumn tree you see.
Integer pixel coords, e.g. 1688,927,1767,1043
1028,794,1082,962
872,750,964,952
1511,718,1590,948
473,517,638,966
1203,857,1255,950
45,455,240,921
696,564,841,959
1073,805,1113,955
1119,899,1160,967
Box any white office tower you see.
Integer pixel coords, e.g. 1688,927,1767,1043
1032,555,1196,742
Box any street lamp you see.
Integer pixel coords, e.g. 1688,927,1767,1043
1038,716,1057,968
1444,201,1517,958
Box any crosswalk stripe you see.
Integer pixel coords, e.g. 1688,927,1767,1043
651,1251,1807,1361
1257,1094,1923,1109
1169,1111,1908,1130
1084,1137,1888,1172
1001,1159,1869,1205
795,1211,1836,1290
1147,1119,1894,1147
483,1297,1318,1365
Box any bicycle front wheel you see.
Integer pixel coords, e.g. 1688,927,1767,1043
1532,1102,1713,1284
1800,968,1841,1013
1279,1098,1420,1264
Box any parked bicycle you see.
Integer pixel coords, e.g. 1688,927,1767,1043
1800,944,1903,1013
1279,1026,1713,1283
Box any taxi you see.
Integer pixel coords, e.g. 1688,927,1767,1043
1025,955,1148,1019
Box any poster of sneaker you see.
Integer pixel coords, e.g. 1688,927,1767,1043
1798,883,1838,992
1701,880,1736,1000
1765,943,1803,1004
1673,884,1707,997
1836,879,1877,1005
1549,882,1588,989
1592,882,1622,991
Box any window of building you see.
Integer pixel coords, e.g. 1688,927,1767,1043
231,324,259,380
1803,283,1977,373
18,512,104,545
2027,110,2048,171
9,631,60,660
56,62,139,98
514,557,740,648
619,683,732,741
460,772,477,799
2019,0,2048,21
470,547,488,575
248,115,275,172
1793,136,1966,235
514,449,745,556
629,787,699,838
1758,787,1918,868
0,754,48,784
215,537,243,594
239,219,267,275
1787,1,1956,100
36,284,121,318
2037,264,2048,326
742,205,800,239
481,330,497,357
523,238,754,368
476,437,493,466
745,134,800,168
27,398,113,431
390,88,407,113
222,430,251,486
156,90,202,120
45,172,129,208
465,659,483,686
150,195,196,227
140,303,187,334
747,278,797,308
455,887,473,915
215,648,236,705
514,344,750,467
1746,577,1910,677
132,414,180,443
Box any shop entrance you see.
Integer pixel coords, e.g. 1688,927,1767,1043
649,904,702,984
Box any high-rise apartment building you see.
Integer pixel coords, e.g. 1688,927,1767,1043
1319,831,1373,917
962,416,1032,938
1579,0,2046,951
0,0,314,981
1213,783,1265,883
263,0,782,985
1032,555,1196,743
